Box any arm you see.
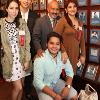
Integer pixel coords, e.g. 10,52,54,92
33,58,62,100
54,18,68,63
79,29,86,64
61,44,68,64
61,59,74,99
23,20,31,70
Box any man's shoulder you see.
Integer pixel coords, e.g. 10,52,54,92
29,10,39,16
38,15,48,22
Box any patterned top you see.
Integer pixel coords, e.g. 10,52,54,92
4,20,26,81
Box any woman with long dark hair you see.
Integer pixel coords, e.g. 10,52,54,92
0,0,31,99
54,0,85,74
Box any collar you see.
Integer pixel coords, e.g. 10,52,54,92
48,14,54,22
21,9,29,23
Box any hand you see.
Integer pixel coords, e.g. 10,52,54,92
36,49,44,57
61,51,68,64
61,87,69,99
23,61,29,71
79,56,85,64
54,94,62,100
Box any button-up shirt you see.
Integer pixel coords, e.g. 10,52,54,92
33,49,74,90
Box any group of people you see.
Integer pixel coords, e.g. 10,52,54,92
0,0,85,100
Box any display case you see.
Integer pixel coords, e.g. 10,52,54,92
76,0,100,86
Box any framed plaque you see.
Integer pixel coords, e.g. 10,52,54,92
40,0,46,10
91,11,100,26
33,0,39,10
85,64,98,80
78,10,87,24
78,0,87,6
91,0,100,5
90,29,100,45
89,47,100,63
57,0,64,8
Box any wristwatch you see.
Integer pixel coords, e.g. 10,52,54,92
65,84,71,88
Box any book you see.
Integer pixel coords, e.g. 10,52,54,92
76,64,85,76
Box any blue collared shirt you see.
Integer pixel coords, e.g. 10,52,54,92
33,49,74,90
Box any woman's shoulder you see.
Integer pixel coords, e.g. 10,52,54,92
59,16,66,22
57,16,67,26
0,18,5,24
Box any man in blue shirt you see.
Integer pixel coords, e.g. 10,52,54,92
33,32,77,100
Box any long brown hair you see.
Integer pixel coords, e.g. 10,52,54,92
5,0,20,28
64,0,79,27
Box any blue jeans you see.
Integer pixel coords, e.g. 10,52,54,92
37,79,77,100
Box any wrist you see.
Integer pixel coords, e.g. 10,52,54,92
65,84,71,89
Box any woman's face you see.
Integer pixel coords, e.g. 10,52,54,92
6,1,19,20
47,37,60,56
65,2,77,17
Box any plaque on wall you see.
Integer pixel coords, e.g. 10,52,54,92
84,64,98,80
78,0,87,6
33,0,39,10
40,0,46,10
83,28,87,42
91,0,100,5
78,10,87,24
91,11,100,26
57,0,64,8
89,47,100,63
90,29,100,45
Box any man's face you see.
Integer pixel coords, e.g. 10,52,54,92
19,0,32,9
47,1,60,19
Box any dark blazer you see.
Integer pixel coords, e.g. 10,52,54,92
19,10,39,58
33,15,60,52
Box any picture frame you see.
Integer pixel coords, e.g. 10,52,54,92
78,0,87,6
91,0,100,5
90,11,100,26
40,0,46,10
76,64,85,76
90,29,100,45
57,0,64,8
83,27,87,42
84,64,98,80
78,10,87,24
32,0,39,10
89,47,100,63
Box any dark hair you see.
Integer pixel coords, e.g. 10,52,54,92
64,0,79,27
5,0,20,27
47,32,63,44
